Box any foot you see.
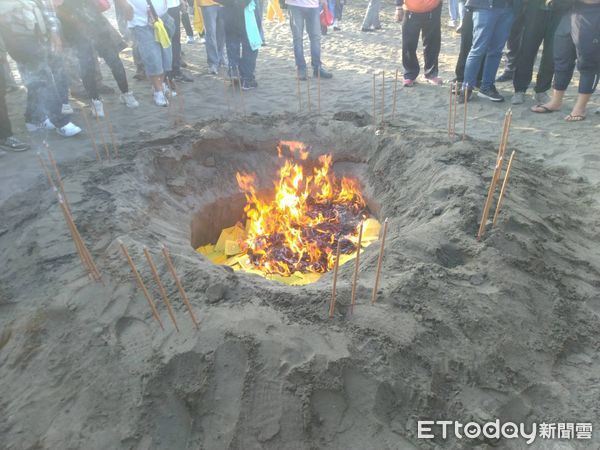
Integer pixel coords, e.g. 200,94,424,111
174,72,194,83
208,65,219,75
154,90,169,107
313,67,333,79
565,113,586,122
403,79,415,87
120,91,140,108
534,91,550,104
241,79,258,91
186,36,195,44
92,99,105,118
530,103,560,113
425,76,443,86
0,136,30,152
447,19,457,27
495,71,514,83
458,87,473,104
61,103,74,115
361,27,375,32
511,91,525,105
56,122,82,137
26,118,56,132
297,67,307,81
478,85,504,102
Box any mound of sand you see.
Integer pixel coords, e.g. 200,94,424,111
1,113,599,449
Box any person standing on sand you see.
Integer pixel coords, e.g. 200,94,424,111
458,0,520,103
166,0,195,82
286,0,333,80
0,0,82,137
397,0,443,87
116,0,176,107
531,0,600,122
0,35,30,152
361,0,382,31
198,0,227,75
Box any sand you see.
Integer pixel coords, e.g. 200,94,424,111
1,1,600,449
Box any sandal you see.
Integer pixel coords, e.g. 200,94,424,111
531,104,558,114
565,114,586,122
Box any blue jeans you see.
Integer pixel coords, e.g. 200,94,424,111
226,31,258,82
448,0,464,22
288,5,321,71
463,7,514,90
201,5,226,69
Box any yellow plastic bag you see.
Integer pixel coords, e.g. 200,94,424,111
154,18,172,49
193,0,205,34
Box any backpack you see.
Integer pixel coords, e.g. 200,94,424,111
0,0,48,37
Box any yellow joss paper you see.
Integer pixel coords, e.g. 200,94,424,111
225,240,243,256
215,223,246,252
362,218,381,242
338,253,356,267
196,244,214,255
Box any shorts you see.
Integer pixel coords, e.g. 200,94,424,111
131,14,175,77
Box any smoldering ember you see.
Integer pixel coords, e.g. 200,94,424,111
1,2,600,449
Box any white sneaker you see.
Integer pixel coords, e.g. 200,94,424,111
534,91,550,104
447,19,457,28
26,118,56,132
61,103,74,115
511,92,525,105
186,36,195,44
92,99,105,118
154,90,169,107
56,122,82,137
199,37,206,44
163,82,177,98
120,91,139,108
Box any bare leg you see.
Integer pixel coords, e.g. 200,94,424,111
531,89,564,112
569,93,591,119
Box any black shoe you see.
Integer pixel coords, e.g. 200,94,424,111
313,67,333,79
495,71,514,83
458,87,473,104
174,73,194,83
242,79,258,90
0,136,30,152
180,60,188,68
361,27,375,32
297,67,307,81
478,85,504,102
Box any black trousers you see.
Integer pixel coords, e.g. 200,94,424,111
168,6,183,77
553,5,600,94
513,6,560,94
0,61,11,140
181,4,195,37
502,6,525,74
402,5,442,81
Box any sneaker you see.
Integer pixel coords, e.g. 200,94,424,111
120,91,140,108
198,37,206,44
241,79,258,90
92,99,105,118
0,136,30,152
174,73,194,83
154,90,169,107
208,65,219,75
26,118,56,132
297,67,307,81
447,19,457,27
534,91,550,104
495,71,514,83
61,104,74,115
478,85,504,102
425,76,443,86
458,87,473,104
511,91,525,105
313,67,333,79
186,36,195,44
403,79,415,87
56,122,82,137
361,27,375,32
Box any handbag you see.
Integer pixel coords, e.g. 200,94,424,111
96,0,111,12
320,3,333,27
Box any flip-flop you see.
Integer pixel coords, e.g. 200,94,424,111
531,104,558,114
565,114,586,122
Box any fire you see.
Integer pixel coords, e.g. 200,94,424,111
197,141,381,284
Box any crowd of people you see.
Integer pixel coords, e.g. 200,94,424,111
0,0,598,153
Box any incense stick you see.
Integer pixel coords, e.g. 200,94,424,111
119,240,164,330
59,195,95,280
448,82,454,136
452,81,458,136
317,69,321,116
161,244,199,329
297,74,302,112
381,70,385,125
477,156,504,240
307,72,311,113
492,151,516,225
236,67,245,116
372,73,376,127
350,221,364,315
498,110,512,162
371,218,389,304
47,149,71,214
81,109,102,162
143,247,180,332
102,105,119,158
93,110,111,161
392,68,399,121
36,153,57,189
329,239,342,319
462,83,468,141
222,67,231,113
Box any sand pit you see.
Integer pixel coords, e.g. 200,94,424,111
1,113,600,449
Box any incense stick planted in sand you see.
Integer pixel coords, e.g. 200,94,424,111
371,218,389,304
317,69,321,116
448,83,455,136
350,221,364,315
392,69,399,121
102,106,119,158
372,73,376,127
497,110,513,162
462,83,469,141
307,73,311,113
492,151,516,225
81,109,102,162
93,111,111,161
329,239,342,319
143,247,180,332
161,245,199,329
477,156,504,240
297,74,302,112
381,70,385,125
236,67,246,116
452,81,458,136
46,148,71,213
119,240,164,330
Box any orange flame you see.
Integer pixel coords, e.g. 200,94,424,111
236,141,367,276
